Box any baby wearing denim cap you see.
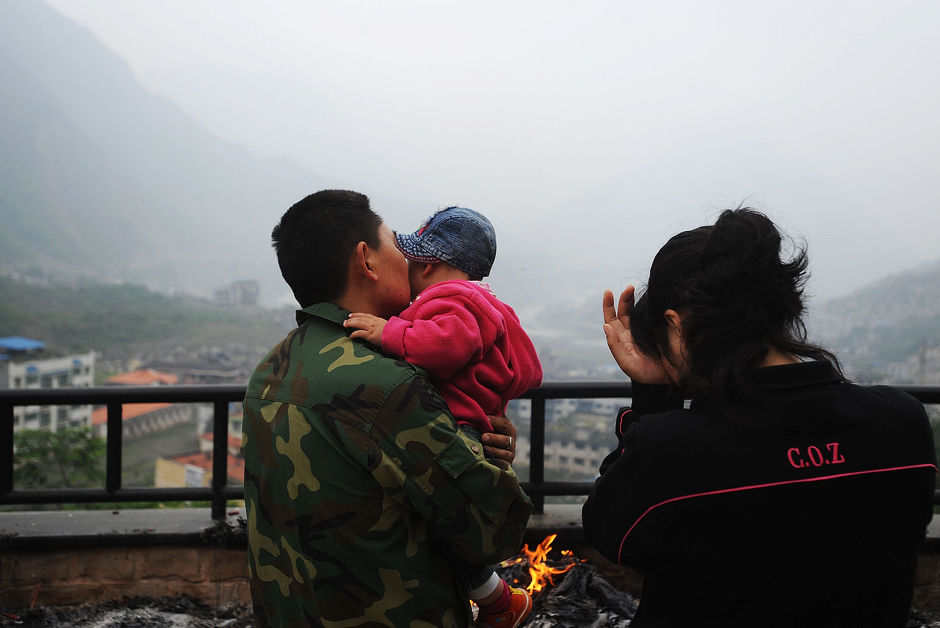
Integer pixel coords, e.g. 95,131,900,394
344,206,542,628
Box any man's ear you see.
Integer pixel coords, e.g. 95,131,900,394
420,262,437,278
352,241,379,282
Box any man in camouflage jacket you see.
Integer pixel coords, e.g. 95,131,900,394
242,190,532,627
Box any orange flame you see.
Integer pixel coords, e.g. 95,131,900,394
522,533,576,595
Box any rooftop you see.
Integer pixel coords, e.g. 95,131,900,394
105,369,179,386
0,336,45,353
91,402,174,426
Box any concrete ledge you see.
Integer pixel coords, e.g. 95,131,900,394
5,504,937,549
0,505,615,609
2,507,939,610
0,508,245,550
0,505,587,551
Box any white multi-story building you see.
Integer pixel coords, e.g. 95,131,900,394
0,336,95,432
213,279,260,307
515,430,609,481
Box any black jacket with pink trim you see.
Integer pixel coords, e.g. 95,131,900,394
582,361,936,628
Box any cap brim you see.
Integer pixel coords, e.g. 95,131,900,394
395,231,440,263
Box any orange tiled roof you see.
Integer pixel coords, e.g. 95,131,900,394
171,451,245,483
106,369,179,385
91,402,174,426
200,432,243,450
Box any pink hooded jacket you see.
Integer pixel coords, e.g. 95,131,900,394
382,280,543,433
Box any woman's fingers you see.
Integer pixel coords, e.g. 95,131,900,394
617,285,635,319
602,289,616,324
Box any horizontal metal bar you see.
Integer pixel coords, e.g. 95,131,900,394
0,385,245,405
5,381,937,404
2,487,213,504
524,382,632,399
899,387,940,404
2,382,939,515
3,382,939,405
522,481,593,496
0,485,246,504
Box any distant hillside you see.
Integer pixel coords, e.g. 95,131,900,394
808,259,940,383
519,260,940,383
0,273,294,356
0,0,328,303
2,260,939,386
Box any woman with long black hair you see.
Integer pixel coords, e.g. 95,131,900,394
582,208,936,627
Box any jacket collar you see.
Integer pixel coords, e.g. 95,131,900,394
688,360,843,412
751,360,844,390
295,302,349,327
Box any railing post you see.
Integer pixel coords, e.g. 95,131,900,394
0,383,937,514
1,400,13,496
529,395,546,514
105,402,123,495
211,399,230,521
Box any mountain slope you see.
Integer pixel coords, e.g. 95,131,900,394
0,273,292,356
0,0,327,301
808,259,940,382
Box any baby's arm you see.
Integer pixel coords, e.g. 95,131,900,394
344,313,387,348
383,297,490,379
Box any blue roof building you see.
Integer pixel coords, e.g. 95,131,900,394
0,336,46,353
0,338,95,431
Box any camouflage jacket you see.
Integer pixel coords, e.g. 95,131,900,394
242,302,532,627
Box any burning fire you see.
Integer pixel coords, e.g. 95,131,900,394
523,534,577,594
502,533,577,595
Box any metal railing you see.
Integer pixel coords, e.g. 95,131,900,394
0,385,244,520
2,383,940,520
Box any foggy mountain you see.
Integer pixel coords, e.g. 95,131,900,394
530,260,940,382
809,259,940,372
0,0,590,317
0,0,327,302
3,0,938,380
0,0,563,311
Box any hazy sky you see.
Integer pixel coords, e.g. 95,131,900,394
46,0,940,307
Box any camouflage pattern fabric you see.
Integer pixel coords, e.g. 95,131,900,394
242,302,532,627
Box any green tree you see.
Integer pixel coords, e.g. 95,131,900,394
14,427,105,489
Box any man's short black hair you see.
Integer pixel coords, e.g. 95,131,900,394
272,190,382,307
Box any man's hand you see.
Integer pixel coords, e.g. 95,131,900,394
344,312,388,348
603,286,670,384
482,415,517,464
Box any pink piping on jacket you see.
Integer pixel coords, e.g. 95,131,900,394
617,409,632,454
616,462,939,564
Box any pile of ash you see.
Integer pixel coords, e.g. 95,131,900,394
493,535,638,627
501,561,637,627
0,596,254,628
3,566,939,627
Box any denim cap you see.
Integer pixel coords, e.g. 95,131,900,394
395,207,497,279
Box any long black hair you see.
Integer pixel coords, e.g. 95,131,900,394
630,208,844,419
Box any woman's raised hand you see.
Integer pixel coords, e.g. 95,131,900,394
602,286,670,384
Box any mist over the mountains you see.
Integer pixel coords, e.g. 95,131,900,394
0,0,321,302
3,0,940,370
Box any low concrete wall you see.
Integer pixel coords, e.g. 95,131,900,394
2,507,939,612
0,545,250,609
6,542,940,612
0,508,251,610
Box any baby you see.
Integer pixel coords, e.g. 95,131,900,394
345,206,542,628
